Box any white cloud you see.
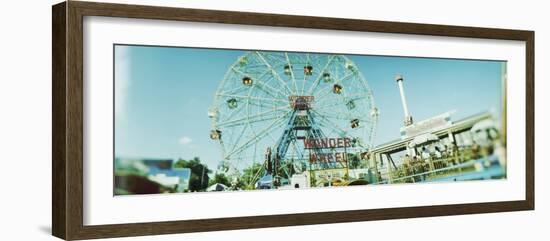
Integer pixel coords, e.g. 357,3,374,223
178,136,193,145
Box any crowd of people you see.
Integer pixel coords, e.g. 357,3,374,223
395,141,496,182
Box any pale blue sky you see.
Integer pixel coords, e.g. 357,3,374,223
114,45,504,170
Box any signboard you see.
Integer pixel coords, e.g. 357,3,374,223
303,137,352,149
303,137,352,166
312,168,348,187
400,112,453,139
289,95,314,110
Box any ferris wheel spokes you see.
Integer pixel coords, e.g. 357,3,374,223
311,109,349,137
306,55,337,95
230,66,288,100
216,93,287,104
225,115,289,158
255,51,295,95
215,106,289,128
283,53,299,94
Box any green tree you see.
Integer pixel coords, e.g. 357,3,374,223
174,157,211,191
209,172,231,187
309,174,317,187
237,162,264,190
347,153,361,169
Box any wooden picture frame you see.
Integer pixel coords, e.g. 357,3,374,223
52,1,534,240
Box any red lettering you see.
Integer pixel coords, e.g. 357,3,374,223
304,139,314,149
344,138,351,147
320,139,327,148
337,138,344,147
329,139,336,148
309,153,317,163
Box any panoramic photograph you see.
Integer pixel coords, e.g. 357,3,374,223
113,45,506,195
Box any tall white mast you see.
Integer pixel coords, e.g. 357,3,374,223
395,74,413,126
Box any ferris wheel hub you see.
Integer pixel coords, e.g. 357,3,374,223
289,95,314,110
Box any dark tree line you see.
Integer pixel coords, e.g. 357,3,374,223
174,157,211,192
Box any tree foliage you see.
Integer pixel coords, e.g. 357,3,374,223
347,153,362,169
209,172,231,187
237,162,264,190
174,157,211,191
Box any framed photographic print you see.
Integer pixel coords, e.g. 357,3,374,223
52,1,534,240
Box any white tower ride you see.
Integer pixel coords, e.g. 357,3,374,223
395,74,413,126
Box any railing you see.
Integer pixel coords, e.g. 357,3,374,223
375,146,501,184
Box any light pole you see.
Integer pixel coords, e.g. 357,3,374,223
395,74,413,126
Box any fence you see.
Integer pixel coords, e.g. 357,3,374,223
376,146,501,184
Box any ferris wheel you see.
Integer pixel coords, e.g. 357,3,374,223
208,51,378,184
